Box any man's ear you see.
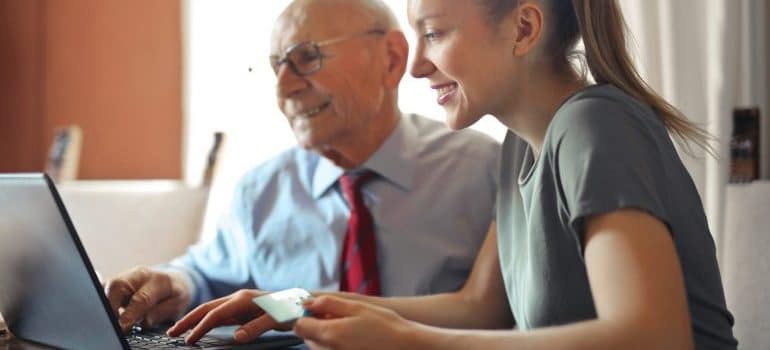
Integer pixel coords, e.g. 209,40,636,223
382,30,409,89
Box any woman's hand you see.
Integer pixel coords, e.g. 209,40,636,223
166,289,285,345
294,295,418,350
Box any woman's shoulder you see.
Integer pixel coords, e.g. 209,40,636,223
546,84,666,148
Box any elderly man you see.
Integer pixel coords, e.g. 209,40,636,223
105,0,499,337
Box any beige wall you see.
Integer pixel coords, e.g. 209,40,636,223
0,0,182,179
760,0,770,180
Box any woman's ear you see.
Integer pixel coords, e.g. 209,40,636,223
382,30,409,88
509,2,544,56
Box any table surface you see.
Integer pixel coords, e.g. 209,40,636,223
0,338,51,350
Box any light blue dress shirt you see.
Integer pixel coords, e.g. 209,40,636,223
170,114,500,305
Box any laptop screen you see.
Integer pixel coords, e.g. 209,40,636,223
0,174,127,349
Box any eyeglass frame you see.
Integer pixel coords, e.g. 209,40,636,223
259,29,386,77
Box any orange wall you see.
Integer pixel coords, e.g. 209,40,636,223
0,0,46,172
0,0,182,179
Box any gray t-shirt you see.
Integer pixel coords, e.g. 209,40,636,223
497,84,737,349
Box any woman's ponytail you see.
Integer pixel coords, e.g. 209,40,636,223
572,0,714,155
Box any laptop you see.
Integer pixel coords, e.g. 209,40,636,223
0,173,304,349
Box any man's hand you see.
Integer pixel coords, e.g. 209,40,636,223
104,267,193,334
167,289,287,345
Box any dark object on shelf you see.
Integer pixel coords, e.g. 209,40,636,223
202,131,225,187
45,125,82,183
0,314,11,343
730,108,760,183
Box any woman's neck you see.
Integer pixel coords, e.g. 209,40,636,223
496,71,587,158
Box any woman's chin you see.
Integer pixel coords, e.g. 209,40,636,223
443,111,477,130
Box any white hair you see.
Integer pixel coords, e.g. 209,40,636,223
283,0,400,30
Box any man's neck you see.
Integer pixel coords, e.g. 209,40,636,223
320,110,401,170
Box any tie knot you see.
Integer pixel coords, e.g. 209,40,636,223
339,170,376,202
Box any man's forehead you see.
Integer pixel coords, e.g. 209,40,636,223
271,1,371,53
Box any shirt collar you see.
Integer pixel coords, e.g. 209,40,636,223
311,114,417,198
312,157,344,199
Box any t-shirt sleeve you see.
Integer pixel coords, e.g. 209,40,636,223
550,96,670,243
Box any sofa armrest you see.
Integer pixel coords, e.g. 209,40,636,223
58,180,208,279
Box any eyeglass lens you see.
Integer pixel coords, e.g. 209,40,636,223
270,42,323,76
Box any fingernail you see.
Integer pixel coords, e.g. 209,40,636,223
234,330,247,342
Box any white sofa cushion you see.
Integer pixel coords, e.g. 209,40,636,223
58,181,208,279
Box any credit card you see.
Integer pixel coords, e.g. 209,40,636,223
252,288,312,323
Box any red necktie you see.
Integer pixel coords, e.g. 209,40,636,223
338,171,381,296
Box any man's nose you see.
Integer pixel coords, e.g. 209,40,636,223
276,64,308,98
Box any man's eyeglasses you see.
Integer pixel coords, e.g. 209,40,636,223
258,29,385,77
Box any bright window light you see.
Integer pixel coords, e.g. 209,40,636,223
184,1,507,235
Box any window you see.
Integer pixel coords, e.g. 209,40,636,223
184,1,506,235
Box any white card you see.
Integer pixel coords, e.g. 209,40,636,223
253,288,312,323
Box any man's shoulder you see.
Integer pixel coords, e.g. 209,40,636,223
237,147,317,188
404,113,500,160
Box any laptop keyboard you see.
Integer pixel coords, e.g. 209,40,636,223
127,326,231,349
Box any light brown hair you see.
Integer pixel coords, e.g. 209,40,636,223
477,0,713,155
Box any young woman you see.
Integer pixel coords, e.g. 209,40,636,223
170,0,737,348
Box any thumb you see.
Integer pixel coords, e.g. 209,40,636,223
294,316,348,346
303,295,362,319
143,298,185,328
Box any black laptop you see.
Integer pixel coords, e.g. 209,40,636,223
0,173,303,349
